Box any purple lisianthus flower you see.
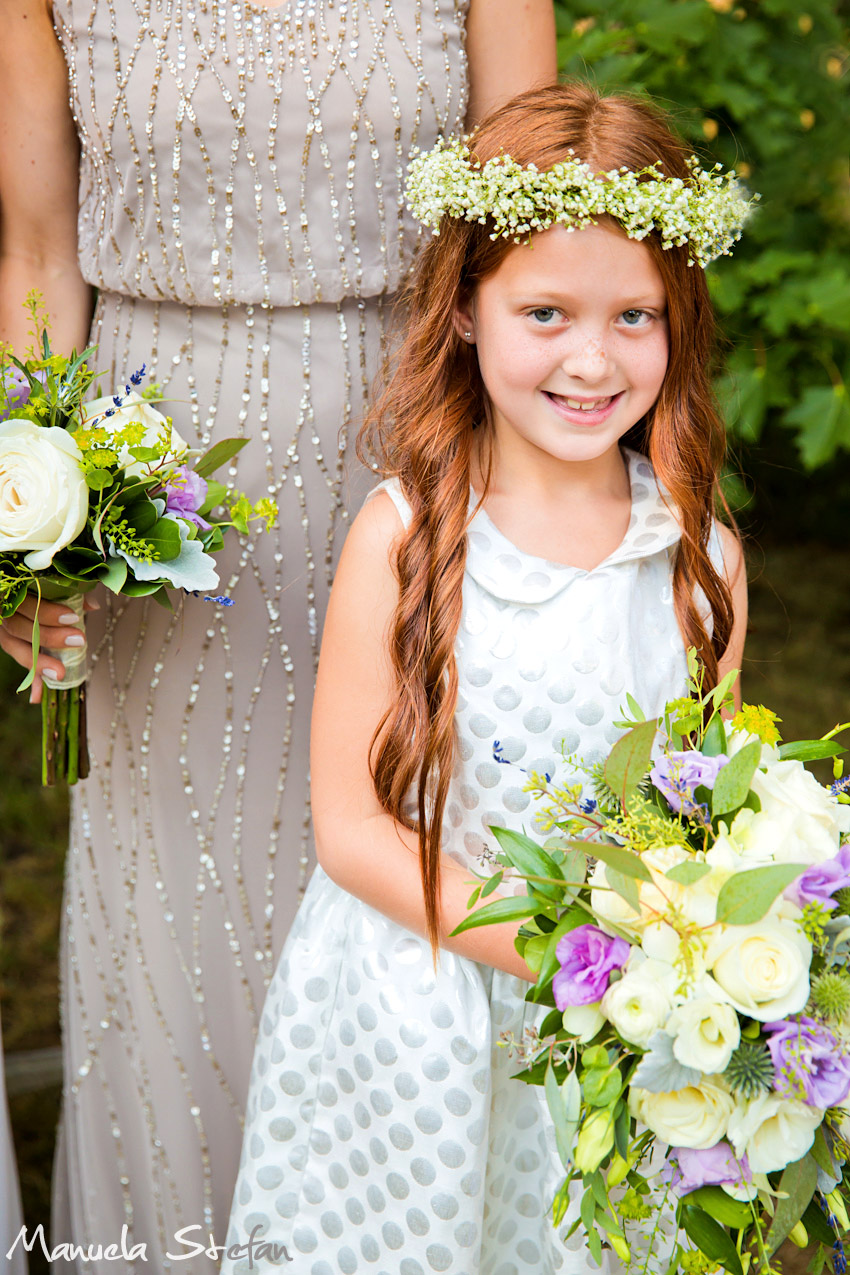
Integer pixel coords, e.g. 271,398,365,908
163,465,210,529
650,750,730,820
663,1142,752,1195
786,845,850,911
765,1016,850,1108
1,366,37,420
552,924,630,1009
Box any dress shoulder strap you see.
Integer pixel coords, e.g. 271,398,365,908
364,477,413,530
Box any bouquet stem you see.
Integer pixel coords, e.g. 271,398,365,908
41,683,90,787
37,589,90,787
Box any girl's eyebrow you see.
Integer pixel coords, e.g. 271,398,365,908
512,290,667,308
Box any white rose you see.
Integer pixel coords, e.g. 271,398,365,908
726,729,780,768
0,420,88,569
707,918,810,1021
589,861,645,934
630,1077,735,1150
738,761,849,863
640,846,717,929
727,1093,821,1174
601,959,674,1048
77,392,188,477
666,995,740,1074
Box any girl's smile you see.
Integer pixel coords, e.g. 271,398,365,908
457,222,670,473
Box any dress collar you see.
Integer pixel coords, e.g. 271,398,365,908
465,448,682,605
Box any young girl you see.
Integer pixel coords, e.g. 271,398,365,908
222,84,749,1274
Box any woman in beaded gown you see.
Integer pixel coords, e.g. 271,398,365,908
0,1,555,1270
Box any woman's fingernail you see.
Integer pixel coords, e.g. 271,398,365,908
59,613,80,625
64,634,86,647
88,598,101,610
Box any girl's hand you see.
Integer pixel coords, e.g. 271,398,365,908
0,593,100,704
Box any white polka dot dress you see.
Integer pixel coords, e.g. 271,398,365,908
223,450,691,1275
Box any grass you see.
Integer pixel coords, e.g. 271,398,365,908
0,541,848,1274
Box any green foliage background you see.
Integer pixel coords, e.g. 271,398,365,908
554,0,850,501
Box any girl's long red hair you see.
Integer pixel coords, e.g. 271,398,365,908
358,83,737,956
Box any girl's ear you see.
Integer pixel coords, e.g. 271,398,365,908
452,300,476,345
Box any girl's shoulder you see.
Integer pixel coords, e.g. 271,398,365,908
364,476,413,531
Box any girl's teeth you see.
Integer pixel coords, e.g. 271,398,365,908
563,396,612,411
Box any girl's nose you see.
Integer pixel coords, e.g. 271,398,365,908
560,334,612,382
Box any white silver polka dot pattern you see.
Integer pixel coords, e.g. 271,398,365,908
225,450,710,1272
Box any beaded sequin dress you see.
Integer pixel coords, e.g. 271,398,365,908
48,1,468,1269
222,452,690,1275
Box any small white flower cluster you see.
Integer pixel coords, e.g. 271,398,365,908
406,139,758,268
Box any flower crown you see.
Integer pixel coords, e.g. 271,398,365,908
406,138,758,268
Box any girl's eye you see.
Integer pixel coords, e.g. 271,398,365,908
620,309,650,327
529,307,560,325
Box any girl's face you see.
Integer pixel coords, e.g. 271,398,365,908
456,223,669,471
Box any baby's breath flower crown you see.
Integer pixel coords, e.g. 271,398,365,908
406,138,758,268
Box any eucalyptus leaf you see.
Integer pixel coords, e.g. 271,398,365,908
711,740,761,817
665,860,712,886
603,719,657,808
765,1154,817,1255
582,1066,621,1108
143,518,183,562
85,469,112,491
97,557,129,594
545,1062,580,1168
715,862,807,926
193,436,249,479
577,841,652,883
605,867,640,914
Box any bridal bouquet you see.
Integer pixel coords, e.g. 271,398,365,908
454,652,850,1274
0,305,275,784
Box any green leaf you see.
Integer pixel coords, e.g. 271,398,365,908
127,445,162,463
778,740,846,762
605,867,641,914
625,692,646,721
545,1063,581,1168
679,1204,743,1275
603,719,657,808
702,712,728,756
572,840,652,883
120,579,170,597
143,518,182,562
197,478,227,517
711,740,761,817
521,933,549,973
193,437,249,479
684,1185,753,1230
489,826,563,900
582,1066,621,1108
765,1154,817,1256
97,557,128,594
480,870,503,899
666,860,712,886
85,469,113,491
715,862,807,926
449,895,542,936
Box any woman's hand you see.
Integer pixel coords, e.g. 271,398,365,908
0,593,100,703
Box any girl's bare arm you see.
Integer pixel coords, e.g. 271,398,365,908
310,492,535,981
464,0,558,129
0,0,94,352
